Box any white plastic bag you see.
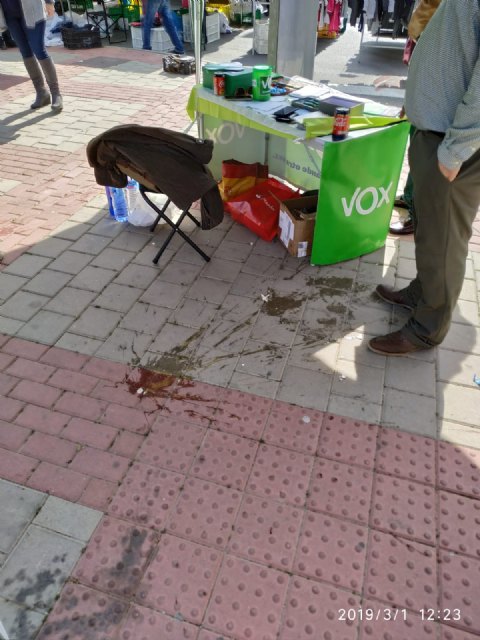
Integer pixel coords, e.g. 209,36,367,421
126,185,159,227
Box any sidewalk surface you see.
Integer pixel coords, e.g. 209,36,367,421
0,24,479,640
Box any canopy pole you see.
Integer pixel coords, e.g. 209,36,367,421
189,0,205,138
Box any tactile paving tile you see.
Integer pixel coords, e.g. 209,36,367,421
293,511,367,591
247,443,314,507
36,583,128,640
190,429,258,490
263,403,324,454
204,555,288,639
439,551,480,634
359,604,437,640
137,416,206,473
198,630,234,640
437,443,480,499
117,605,199,640
212,389,272,439
370,474,436,545
307,458,374,524
108,462,184,529
376,428,436,485
162,397,217,428
228,494,303,571
174,378,223,409
438,491,480,559
441,625,480,639
136,534,222,624
167,477,241,549
318,414,378,469
365,531,437,611
73,516,156,598
279,575,360,640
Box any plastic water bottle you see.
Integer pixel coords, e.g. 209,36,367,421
105,186,115,217
126,177,140,218
111,187,129,222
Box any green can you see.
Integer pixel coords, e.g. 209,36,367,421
252,65,272,101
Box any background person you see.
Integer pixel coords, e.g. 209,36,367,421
370,0,480,356
0,27,16,47
142,0,184,54
0,0,62,111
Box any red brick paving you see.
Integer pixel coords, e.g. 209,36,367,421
0,334,479,639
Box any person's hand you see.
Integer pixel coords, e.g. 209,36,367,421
438,161,460,182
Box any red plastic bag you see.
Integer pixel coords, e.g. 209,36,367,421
224,177,300,241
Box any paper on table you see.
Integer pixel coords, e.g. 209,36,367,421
289,83,332,100
363,102,402,117
244,97,291,115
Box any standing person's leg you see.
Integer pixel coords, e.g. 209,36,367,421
142,0,160,50
27,20,63,111
403,131,480,345
370,130,480,355
159,0,184,53
5,16,51,109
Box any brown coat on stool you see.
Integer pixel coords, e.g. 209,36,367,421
86,124,223,230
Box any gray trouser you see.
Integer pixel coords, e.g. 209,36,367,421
400,130,480,347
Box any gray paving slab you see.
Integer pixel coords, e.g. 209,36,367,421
0,596,46,640
55,333,104,356
68,234,113,257
277,365,333,411
44,287,98,316
68,266,117,293
2,255,51,279
0,275,28,303
48,250,93,275
16,311,74,344
118,302,171,335
0,525,84,612
328,394,382,424
0,481,46,554
27,237,72,259
114,263,160,290
94,328,153,364
0,292,49,322
68,307,123,340
22,270,73,297
32,496,102,542
382,388,438,438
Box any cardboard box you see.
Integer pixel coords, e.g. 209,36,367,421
278,195,317,257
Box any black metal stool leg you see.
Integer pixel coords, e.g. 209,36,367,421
139,187,210,264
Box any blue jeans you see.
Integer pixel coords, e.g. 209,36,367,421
142,0,184,52
5,16,48,60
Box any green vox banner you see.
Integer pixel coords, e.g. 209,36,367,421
311,121,410,265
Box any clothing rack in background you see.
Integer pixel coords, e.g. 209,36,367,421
354,0,413,61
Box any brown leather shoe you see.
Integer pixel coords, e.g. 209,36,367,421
375,284,414,311
368,330,428,356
